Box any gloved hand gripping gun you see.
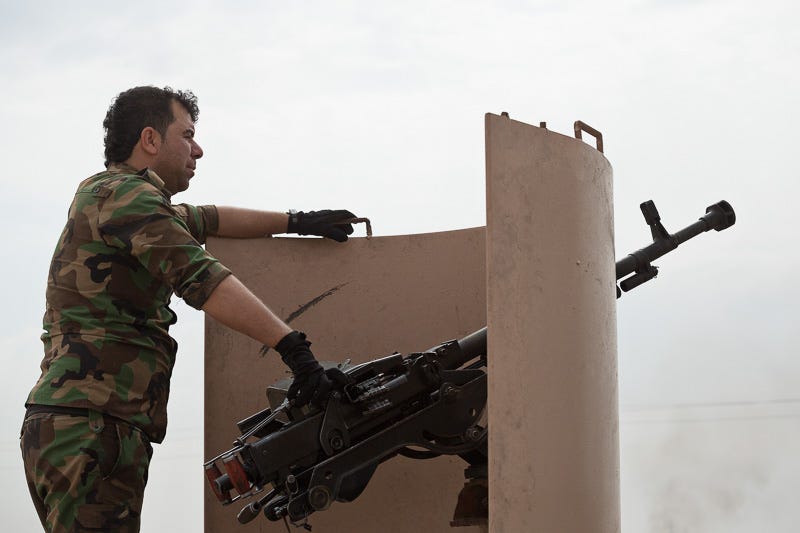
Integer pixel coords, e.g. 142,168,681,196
204,198,735,528
205,328,489,527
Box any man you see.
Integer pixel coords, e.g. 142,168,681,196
21,86,355,532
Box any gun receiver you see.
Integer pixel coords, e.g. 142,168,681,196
205,329,488,527
615,200,735,297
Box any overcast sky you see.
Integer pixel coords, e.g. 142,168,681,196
1,1,798,531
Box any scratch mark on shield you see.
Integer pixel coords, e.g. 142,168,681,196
260,282,350,356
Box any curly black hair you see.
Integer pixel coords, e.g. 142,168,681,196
102,86,199,166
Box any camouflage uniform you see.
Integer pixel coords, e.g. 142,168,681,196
20,410,152,532
22,163,231,531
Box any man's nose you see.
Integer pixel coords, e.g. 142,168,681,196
192,141,204,159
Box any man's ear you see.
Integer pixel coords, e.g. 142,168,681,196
139,127,162,156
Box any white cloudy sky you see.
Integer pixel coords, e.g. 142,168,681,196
1,1,798,531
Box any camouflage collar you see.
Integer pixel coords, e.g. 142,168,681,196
106,163,171,199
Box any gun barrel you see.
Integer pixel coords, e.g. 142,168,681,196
616,200,735,281
457,327,487,361
433,327,487,370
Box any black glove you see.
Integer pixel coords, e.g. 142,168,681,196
276,331,333,407
287,209,356,242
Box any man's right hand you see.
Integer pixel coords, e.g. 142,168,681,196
276,331,334,407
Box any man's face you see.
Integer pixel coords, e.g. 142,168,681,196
151,100,203,194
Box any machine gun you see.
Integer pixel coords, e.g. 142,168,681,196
205,328,489,528
204,199,736,528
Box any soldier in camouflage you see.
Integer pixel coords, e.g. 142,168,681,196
21,86,355,532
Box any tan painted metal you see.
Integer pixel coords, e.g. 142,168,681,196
204,229,486,532
485,114,619,532
205,115,618,532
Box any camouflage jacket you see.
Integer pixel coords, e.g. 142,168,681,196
27,163,231,443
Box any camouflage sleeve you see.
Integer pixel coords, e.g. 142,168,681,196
172,204,220,244
98,185,231,309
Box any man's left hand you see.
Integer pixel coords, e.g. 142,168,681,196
287,209,356,242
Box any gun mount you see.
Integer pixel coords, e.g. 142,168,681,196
205,199,735,529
